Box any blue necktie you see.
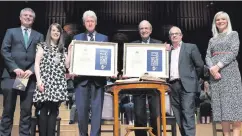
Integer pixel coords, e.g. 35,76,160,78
23,28,29,48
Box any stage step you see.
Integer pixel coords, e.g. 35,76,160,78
0,95,77,135
11,124,77,136
0,106,71,125
0,95,226,136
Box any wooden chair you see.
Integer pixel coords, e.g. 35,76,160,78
160,93,176,136
101,118,121,135
161,116,176,136
125,127,155,136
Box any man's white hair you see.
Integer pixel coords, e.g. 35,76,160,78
138,20,152,30
168,26,182,35
82,10,97,24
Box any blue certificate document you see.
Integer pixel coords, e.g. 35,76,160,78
70,41,118,77
147,50,162,72
123,43,169,78
95,48,111,70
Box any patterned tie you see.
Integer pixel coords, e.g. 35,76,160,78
23,28,29,48
89,33,94,41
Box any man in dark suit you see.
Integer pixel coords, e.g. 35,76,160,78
132,20,162,136
168,26,204,136
0,8,44,136
72,10,108,136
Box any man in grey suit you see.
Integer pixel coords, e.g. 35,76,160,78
168,26,204,136
0,8,44,136
132,20,162,136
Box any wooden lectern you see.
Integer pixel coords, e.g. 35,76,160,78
106,81,169,136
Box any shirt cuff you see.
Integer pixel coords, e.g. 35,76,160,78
217,62,224,68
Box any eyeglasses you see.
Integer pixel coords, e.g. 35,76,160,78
169,33,181,36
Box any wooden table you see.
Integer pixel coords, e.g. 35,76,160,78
106,81,169,136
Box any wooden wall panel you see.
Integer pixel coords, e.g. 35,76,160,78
44,1,213,41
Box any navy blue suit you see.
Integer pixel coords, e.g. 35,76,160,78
73,32,108,136
0,27,44,136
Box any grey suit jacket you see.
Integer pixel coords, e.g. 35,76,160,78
1,27,44,78
169,42,204,92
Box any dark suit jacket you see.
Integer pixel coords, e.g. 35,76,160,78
169,42,204,92
73,32,109,86
132,38,162,44
1,27,44,79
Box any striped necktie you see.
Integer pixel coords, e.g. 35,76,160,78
23,28,29,48
89,33,94,41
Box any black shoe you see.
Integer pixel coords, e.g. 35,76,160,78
69,120,74,124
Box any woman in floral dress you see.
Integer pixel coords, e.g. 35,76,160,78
206,11,242,136
33,23,71,136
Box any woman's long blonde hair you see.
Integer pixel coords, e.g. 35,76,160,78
211,11,232,38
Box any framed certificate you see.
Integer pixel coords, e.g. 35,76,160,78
123,43,169,78
70,40,118,77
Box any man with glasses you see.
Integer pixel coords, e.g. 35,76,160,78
132,20,162,136
167,26,204,136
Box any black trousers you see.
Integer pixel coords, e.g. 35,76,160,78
0,78,35,136
200,102,212,117
37,101,59,136
133,90,160,136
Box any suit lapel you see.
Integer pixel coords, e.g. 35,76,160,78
82,33,88,41
168,51,172,78
137,40,142,43
149,38,154,43
178,42,185,66
26,30,36,49
95,33,100,41
18,28,26,49
169,51,172,64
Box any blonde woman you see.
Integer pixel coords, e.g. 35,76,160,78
206,11,242,136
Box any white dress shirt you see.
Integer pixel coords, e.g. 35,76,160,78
170,42,182,81
21,26,31,38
